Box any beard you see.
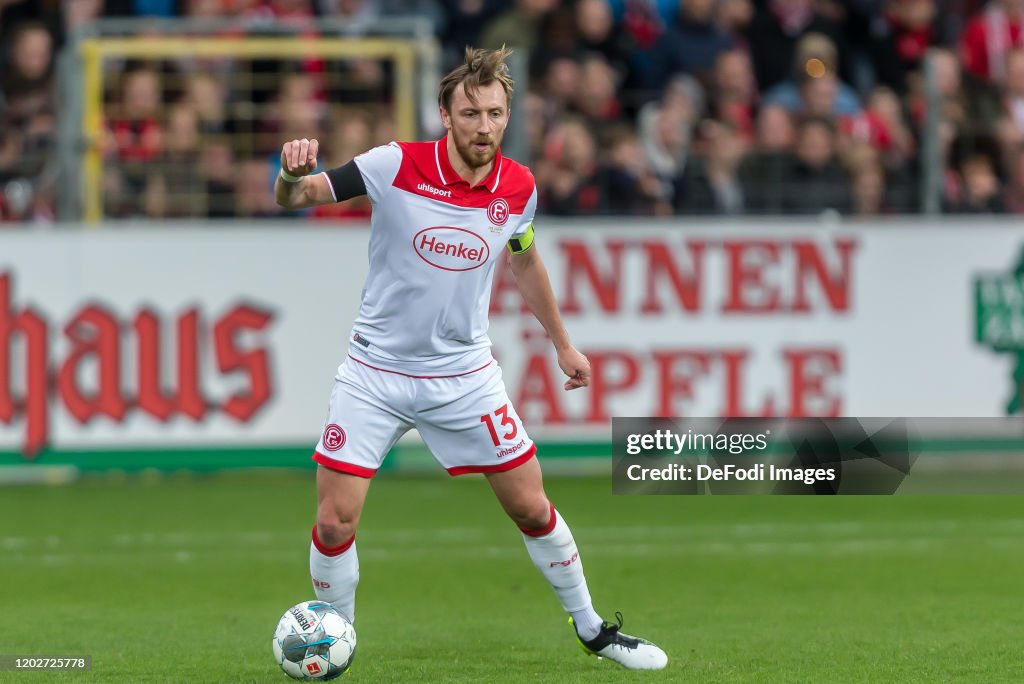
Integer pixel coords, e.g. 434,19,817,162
452,130,501,169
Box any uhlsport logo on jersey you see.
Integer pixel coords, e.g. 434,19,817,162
413,227,490,272
417,182,452,199
487,198,509,226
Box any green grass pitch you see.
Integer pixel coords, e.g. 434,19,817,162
0,468,1021,682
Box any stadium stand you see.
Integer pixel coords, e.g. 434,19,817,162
0,0,1019,221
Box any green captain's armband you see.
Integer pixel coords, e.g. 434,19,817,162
506,223,535,254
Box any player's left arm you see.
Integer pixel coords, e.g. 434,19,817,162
508,238,591,391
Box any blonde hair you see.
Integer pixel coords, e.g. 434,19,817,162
438,46,515,112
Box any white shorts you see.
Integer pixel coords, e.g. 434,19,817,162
312,356,535,477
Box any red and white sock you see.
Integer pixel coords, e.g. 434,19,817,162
521,504,604,640
309,526,359,623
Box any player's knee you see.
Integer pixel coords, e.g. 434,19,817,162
316,507,359,547
506,497,551,531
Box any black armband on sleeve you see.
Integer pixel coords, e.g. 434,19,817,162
324,161,367,202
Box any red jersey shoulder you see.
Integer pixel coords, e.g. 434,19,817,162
394,140,435,166
392,140,453,200
496,156,536,212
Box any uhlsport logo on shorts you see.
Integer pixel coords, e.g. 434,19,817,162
487,197,509,226
413,227,490,272
323,424,347,451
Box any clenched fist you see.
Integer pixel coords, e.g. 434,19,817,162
281,138,319,177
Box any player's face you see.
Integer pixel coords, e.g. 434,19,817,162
442,81,509,169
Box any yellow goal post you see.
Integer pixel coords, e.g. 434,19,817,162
78,35,420,222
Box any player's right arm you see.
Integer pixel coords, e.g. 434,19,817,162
275,138,329,209
274,138,368,210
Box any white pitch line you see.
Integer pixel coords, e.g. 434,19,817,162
5,535,1022,567
2,519,1023,555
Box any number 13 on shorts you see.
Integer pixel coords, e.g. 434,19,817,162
480,404,518,446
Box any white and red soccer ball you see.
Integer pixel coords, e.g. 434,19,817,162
272,601,356,680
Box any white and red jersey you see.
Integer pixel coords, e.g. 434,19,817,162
325,136,536,376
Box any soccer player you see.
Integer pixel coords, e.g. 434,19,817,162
274,46,668,670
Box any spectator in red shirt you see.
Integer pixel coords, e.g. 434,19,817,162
709,49,758,142
959,0,1024,85
109,67,164,163
870,0,949,93
537,116,606,215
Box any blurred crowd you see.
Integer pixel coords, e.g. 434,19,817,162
3,0,1024,222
